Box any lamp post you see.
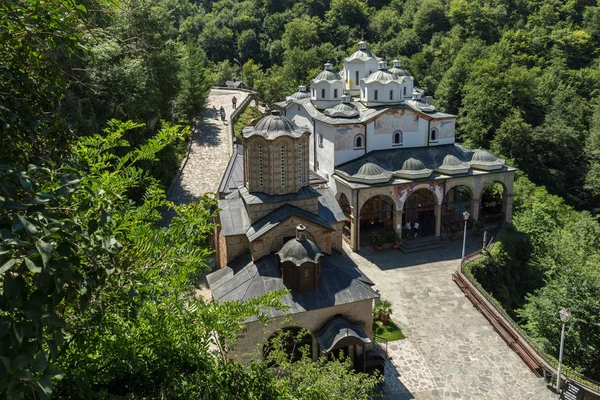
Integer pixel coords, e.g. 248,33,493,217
233,58,243,86
461,211,470,259
556,308,571,393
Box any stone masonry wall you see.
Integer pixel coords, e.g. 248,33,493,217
231,299,374,362
250,217,332,260
218,232,250,267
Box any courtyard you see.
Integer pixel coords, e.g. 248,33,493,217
345,235,555,399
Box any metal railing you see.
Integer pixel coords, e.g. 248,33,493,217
456,227,600,397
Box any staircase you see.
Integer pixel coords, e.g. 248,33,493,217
400,235,445,253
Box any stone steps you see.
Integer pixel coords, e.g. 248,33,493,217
400,236,445,253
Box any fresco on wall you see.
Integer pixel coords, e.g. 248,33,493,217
374,110,419,134
335,125,363,151
432,119,455,140
397,180,445,209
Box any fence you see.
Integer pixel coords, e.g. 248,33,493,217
455,226,600,398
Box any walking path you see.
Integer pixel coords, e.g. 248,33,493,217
345,236,554,399
168,89,249,205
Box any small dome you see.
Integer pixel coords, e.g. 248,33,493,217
276,225,323,266
363,69,398,84
245,111,306,140
314,63,341,81
345,41,379,62
289,85,310,100
324,102,359,118
402,158,426,171
472,149,498,163
358,162,387,176
441,154,463,167
389,59,411,77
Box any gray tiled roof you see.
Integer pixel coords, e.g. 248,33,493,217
217,144,244,197
239,185,321,205
218,198,250,236
206,252,378,322
246,204,334,242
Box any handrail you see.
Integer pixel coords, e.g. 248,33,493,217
372,334,389,359
457,228,600,396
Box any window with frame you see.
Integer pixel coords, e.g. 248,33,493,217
430,128,438,142
312,88,316,97
390,90,393,100
393,130,403,145
374,90,378,101
318,133,324,147
334,88,338,98
354,134,364,148
321,88,325,98
362,88,366,98
403,86,407,97
298,143,303,184
280,146,286,187
355,71,359,85
258,146,264,187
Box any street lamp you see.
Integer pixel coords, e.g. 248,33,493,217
556,308,571,393
461,211,470,259
233,58,243,86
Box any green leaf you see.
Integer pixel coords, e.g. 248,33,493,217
36,376,52,397
17,215,38,235
35,241,53,268
0,259,16,273
24,257,41,273
32,352,47,372
76,4,86,13
15,368,34,381
7,382,24,400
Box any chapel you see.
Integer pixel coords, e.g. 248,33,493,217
207,111,384,373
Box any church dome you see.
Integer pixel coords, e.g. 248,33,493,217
394,157,432,179
436,154,469,175
363,61,398,84
389,60,411,77
276,225,323,266
345,41,379,62
402,158,426,171
470,149,505,171
313,63,341,81
288,85,310,99
324,98,359,118
472,149,498,163
358,162,387,176
244,111,306,140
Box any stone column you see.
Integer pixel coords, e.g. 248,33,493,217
503,194,514,222
350,205,360,252
394,210,403,241
470,198,481,222
434,204,442,237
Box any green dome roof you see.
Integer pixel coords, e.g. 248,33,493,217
441,154,463,167
472,149,498,163
314,63,341,81
389,60,411,77
401,158,426,171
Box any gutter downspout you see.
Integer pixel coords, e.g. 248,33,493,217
312,117,317,171
355,187,360,251
426,117,430,147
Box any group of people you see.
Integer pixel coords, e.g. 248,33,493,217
210,96,237,123
211,105,226,123
405,220,420,239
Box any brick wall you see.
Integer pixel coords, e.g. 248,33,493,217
245,196,319,223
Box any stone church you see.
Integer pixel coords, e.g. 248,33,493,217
275,41,516,251
207,112,384,372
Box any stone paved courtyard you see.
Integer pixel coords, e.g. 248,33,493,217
168,89,249,205
345,236,555,399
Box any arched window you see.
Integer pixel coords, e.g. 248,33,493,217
354,134,364,148
258,145,264,187
281,146,286,187
430,128,438,142
374,90,378,101
393,130,403,145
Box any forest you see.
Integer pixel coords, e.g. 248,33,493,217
2,0,600,397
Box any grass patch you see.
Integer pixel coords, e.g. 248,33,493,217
372,320,405,341
233,106,262,142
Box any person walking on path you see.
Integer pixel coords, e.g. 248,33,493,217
405,221,411,239
211,105,218,120
232,96,237,109
219,106,226,124
413,221,420,238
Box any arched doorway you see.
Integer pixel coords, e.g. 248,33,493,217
480,182,505,224
338,193,351,241
359,195,395,247
442,185,472,236
404,189,436,237
263,326,313,363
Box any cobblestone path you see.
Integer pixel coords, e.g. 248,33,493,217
168,89,249,205
346,237,554,399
